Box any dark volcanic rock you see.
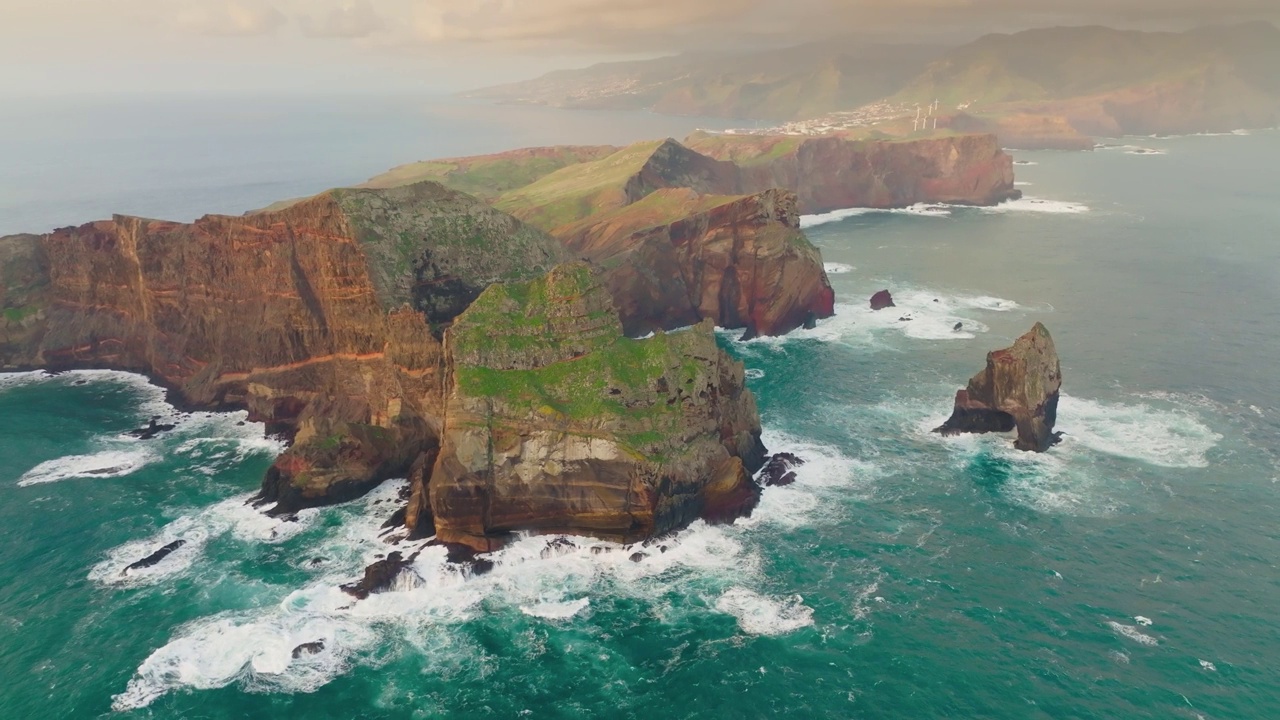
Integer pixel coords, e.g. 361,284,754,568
758,452,805,486
935,322,1062,452
291,641,325,659
341,550,421,599
870,290,895,311
127,418,177,440
123,540,185,574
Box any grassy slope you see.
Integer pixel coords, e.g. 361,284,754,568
493,141,667,231
361,146,618,201
450,264,705,457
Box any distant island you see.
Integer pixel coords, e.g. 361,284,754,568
1,130,1017,554
469,23,1280,149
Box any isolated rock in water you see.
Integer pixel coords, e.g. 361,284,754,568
127,418,176,440
291,641,325,659
870,290,896,311
954,322,964,332
123,540,185,574
935,322,1062,451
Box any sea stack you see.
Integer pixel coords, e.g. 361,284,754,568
870,290,896,311
934,322,1062,451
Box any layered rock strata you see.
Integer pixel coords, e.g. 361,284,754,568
558,188,834,337
0,181,567,511
414,263,767,551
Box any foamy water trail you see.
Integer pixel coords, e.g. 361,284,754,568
917,391,1222,515
714,588,814,636
91,495,322,587
800,203,953,228
980,196,1090,214
113,424,877,709
823,262,854,274
18,449,159,486
7,370,282,487
733,288,1023,349
1107,621,1159,646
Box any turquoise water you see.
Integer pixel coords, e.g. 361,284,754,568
3,129,1280,718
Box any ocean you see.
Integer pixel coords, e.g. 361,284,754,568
1,98,1278,718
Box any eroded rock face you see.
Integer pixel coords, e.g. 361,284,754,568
559,188,834,338
0,181,566,511
685,133,1020,214
935,322,1062,452
425,263,767,551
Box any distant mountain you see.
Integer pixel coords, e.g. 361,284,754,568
467,41,945,121
472,23,1280,139
892,23,1280,136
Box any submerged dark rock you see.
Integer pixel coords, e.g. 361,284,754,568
870,290,896,311
953,322,964,332
291,641,325,659
758,452,805,487
127,418,177,440
934,322,1062,452
123,540,185,574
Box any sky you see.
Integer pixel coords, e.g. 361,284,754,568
2,0,1278,95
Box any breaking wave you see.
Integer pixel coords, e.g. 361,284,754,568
111,432,872,711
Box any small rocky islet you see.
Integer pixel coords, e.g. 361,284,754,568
0,131,1041,574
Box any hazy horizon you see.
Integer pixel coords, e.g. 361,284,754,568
3,1,1278,96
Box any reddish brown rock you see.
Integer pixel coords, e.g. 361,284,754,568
426,263,766,552
935,322,1063,452
870,290,896,311
685,132,1020,214
558,187,834,338
0,181,567,512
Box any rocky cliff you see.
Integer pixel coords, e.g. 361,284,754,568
935,322,1062,452
558,188,834,337
416,263,767,551
685,132,1019,214
0,181,567,511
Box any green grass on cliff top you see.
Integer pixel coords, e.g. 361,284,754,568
494,140,667,231
361,146,618,201
450,264,707,458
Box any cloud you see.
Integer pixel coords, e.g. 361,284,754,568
300,0,386,39
402,0,1280,52
410,0,761,51
175,0,287,36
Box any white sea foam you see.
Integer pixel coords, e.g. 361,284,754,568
750,288,1020,347
112,424,863,709
823,262,855,274
1134,615,1153,627
1200,660,1217,671
1014,181,1033,186
1013,160,1039,166
10,370,281,488
116,472,839,709
1107,621,1158,646
519,598,591,620
1056,395,1221,468
17,449,158,486
744,369,765,380
91,495,321,587
981,196,1090,214
741,430,872,531
714,588,814,636
800,203,952,228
